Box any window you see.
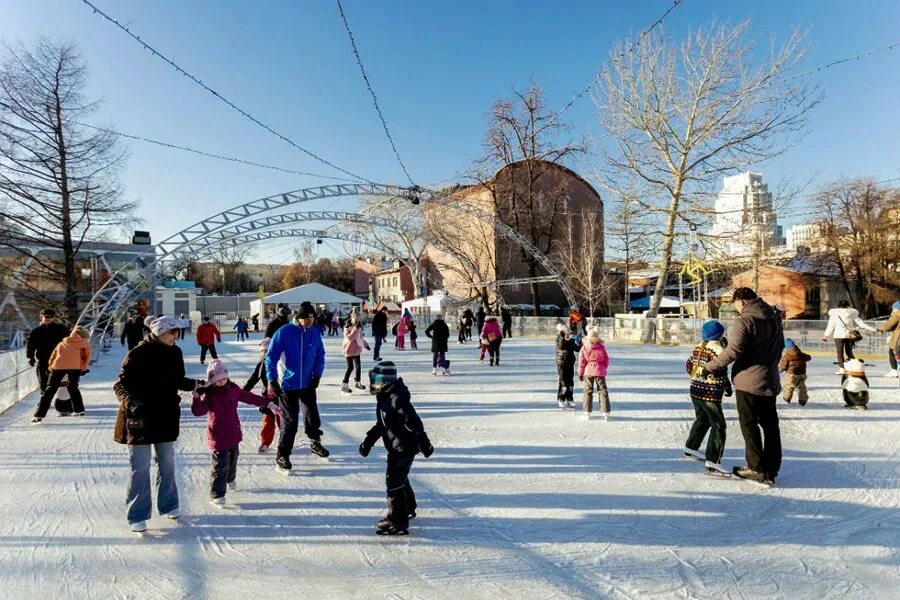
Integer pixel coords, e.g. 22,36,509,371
393,276,398,287
804,286,821,319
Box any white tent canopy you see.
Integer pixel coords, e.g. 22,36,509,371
262,283,363,307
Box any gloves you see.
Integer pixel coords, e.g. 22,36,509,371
29,358,36,367
724,386,733,397
266,401,281,415
268,381,281,398
419,434,434,458
358,442,372,457
81,369,90,376
698,367,711,379
309,376,320,390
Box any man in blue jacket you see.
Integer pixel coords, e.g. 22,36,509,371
266,301,328,471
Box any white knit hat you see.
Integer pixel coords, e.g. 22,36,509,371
145,315,181,336
556,323,567,334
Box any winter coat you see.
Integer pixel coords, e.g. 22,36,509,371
362,378,427,456
476,309,486,334
705,297,784,396
685,340,731,401
556,333,579,366
501,307,512,326
191,381,268,451
120,318,146,348
264,315,289,339
113,339,198,445
876,309,900,350
578,340,609,378
196,322,221,346
779,346,812,375
462,309,474,327
425,319,450,353
371,311,388,337
265,323,325,391
48,333,91,372
396,318,409,336
823,307,876,339
26,322,70,364
235,319,248,333
481,318,502,343
342,324,369,357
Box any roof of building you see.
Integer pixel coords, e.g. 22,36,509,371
442,159,602,203
263,282,362,306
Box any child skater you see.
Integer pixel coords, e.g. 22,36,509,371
683,320,732,476
244,337,280,453
192,360,279,506
577,325,611,420
341,314,371,394
779,338,812,406
358,361,434,536
555,323,579,409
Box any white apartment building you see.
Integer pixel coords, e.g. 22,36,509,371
707,173,783,258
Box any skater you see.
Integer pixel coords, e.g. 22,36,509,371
396,314,408,350
196,316,221,364
702,287,783,486
408,318,418,350
32,326,91,422
462,308,474,341
120,313,147,350
244,337,280,453
265,305,291,338
425,314,451,375
822,300,876,373
875,300,900,378
341,314,370,394
25,308,70,395
177,313,190,340
191,360,278,506
568,308,586,342
840,359,870,410
555,324,579,409
475,306,486,338
251,313,260,333
501,305,513,339
235,316,249,341
265,301,329,471
578,326,611,419
481,315,503,366
330,311,340,336
113,315,203,533
358,361,434,536
779,339,812,406
683,320,731,476
371,306,388,361
456,313,466,345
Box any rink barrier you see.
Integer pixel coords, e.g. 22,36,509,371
0,347,38,415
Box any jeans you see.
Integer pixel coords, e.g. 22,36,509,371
735,390,782,477
34,370,84,417
200,344,218,363
834,338,855,365
210,447,239,499
386,452,417,529
582,376,610,413
343,355,361,383
685,397,727,463
126,442,178,524
373,335,385,359
432,352,446,369
278,388,322,458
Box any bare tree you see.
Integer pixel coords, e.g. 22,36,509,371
474,83,586,315
0,40,138,323
595,21,819,330
210,242,253,294
556,207,610,316
605,198,661,313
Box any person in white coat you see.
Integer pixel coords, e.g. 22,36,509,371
822,300,876,373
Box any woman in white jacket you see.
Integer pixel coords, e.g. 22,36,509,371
822,300,876,372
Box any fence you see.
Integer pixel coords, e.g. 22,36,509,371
0,348,37,414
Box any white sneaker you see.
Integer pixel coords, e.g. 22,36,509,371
163,508,180,520
884,369,899,378
227,481,237,492
130,521,147,533
432,368,437,375
210,497,226,508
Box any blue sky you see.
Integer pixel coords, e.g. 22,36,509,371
2,0,898,262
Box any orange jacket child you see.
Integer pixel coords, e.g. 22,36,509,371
48,330,91,372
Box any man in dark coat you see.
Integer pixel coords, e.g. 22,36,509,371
120,314,147,350
425,315,450,375
475,306,486,337
371,307,388,361
26,308,70,393
462,308,474,340
704,287,784,485
500,306,513,338
264,304,291,338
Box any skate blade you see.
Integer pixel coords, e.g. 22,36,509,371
704,470,732,478
375,528,409,536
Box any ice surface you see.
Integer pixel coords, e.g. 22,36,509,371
0,335,897,599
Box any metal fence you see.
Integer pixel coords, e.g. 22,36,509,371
0,348,37,414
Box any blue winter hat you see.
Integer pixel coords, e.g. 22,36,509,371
785,338,796,349
701,320,725,341
370,361,398,386
893,301,900,311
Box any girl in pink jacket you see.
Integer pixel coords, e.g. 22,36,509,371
578,326,611,419
341,314,370,394
396,317,408,350
481,316,503,366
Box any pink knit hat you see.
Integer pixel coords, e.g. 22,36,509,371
206,359,229,385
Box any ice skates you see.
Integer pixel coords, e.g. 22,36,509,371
375,518,409,536
130,521,147,533
309,440,330,458
210,497,226,508
565,400,575,409
683,448,705,462
704,461,731,477
276,455,292,472
341,383,352,394
258,443,269,453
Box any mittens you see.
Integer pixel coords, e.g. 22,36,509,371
358,442,371,457
309,376,320,390
419,434,434,458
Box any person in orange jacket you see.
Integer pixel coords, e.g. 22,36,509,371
32,327,91,422
196,316,222,364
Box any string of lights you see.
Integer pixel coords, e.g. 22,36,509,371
556,0,686,115
76,122,362,182
335,0,415,186
782,40,900,81
79,0,373,183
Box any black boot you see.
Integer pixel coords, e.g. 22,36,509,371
310,440,330,458
276,455,292,471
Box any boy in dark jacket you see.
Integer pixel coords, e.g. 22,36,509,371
555,323,579,409
779,339,812,406
359,361,434,536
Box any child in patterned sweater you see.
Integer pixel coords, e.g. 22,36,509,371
684,320,732,476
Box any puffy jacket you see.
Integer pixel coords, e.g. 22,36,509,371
342,324,369,357
556,333,579,366
396,318,409,336
362,378,428,456
578,340,609,378
191,381,268,451
705,297,784,396
265,323,325,391
114,339,198,445
425,319,450,353
371,311,388,337
823,307,875,339
26,322,70,364
876,309,900,350
48,333,91,372
196,322,221,346
779,346,812,375
481,318,502,342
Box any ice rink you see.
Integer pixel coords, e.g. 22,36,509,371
0,334,897,599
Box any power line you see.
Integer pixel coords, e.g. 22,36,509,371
78,0,373,183
782,40,900,81
335,0,415,186
557,0,686,115
77,122,362,182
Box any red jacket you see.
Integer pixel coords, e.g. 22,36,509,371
196,322,221,346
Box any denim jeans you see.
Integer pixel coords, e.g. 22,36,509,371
126,442,178,524
373,335,385,359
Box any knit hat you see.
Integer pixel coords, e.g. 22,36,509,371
297,301,315,318
701,320,725,341
785,338,796,349
893,301,900,311
40,308,56,317
556,323,567,334
586,325,601,341
205,359,229,385
145,315,181,336
370,360,398,387
434,314,443,320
